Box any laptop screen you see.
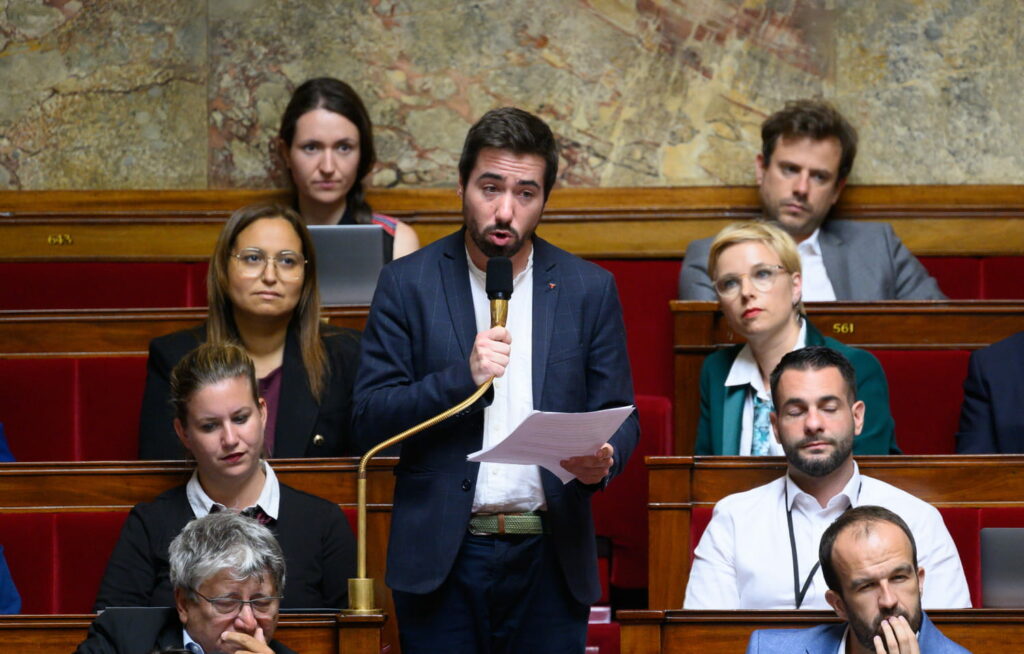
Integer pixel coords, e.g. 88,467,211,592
981,527,1024,608
307,225,387,306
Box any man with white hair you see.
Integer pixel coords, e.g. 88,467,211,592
77,511,296,654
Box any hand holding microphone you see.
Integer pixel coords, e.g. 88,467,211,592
469,257,514,386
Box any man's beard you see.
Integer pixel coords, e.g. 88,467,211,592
467,220,526,259
782,434,853,478
847,597,923,652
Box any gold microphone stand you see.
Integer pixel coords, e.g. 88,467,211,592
345,298,508,613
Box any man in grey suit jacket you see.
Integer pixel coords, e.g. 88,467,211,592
679,99,945,301
745,506,969,654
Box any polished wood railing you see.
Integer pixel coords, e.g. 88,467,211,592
0,612,386,654
0,306,369,356
3,186,1023,260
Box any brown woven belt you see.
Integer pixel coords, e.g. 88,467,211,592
468,511,545,535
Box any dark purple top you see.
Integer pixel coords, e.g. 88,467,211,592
258,366,283,456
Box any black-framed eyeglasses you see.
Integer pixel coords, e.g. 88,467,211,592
714,264,788,298
230,248,306,280
193,590,283,616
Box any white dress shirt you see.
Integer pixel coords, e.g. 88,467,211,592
467,249,546,513
798,228,837,301
183,629,204,654
724,320,807,456
684,462,971,610
185,460,281,520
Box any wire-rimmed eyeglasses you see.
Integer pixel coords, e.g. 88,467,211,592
713,264,788,298
193,590,283,616
230,248,306,280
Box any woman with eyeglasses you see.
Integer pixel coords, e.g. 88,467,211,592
138,203,360,459
98,342,354,611
694,221,898,455
279,77,419,260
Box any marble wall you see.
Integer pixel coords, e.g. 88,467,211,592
0,0,1020,190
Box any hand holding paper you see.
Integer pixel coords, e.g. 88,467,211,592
560,443,615,485
467,405,635,484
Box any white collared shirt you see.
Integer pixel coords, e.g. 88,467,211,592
798,228,837,301
182,628,204,653
466,248,546,513
723,320,808,456
684,462,971,610
186,460,281,520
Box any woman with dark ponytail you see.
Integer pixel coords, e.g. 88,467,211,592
278,77,419,260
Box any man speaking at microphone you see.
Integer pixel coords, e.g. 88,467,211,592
353,106,638,653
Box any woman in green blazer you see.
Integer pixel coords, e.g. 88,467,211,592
693,221,899,456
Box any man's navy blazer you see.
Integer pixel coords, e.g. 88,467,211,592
352,230,639,605
957,330,1024,453
745,612,969,653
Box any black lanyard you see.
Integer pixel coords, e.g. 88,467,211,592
785,481,861,609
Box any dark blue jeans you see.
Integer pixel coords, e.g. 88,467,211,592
392,532,589,654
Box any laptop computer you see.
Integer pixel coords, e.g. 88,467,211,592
981,527,1024,607
307,224,387,306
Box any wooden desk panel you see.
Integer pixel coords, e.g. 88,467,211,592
672,301,1024,454
4,186,1024,260
618,609,1024,654
646,455,1024,610
0,612,385,654
0,306,369,356
0,458,395,510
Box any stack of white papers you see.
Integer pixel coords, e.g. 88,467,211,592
467,405,635,484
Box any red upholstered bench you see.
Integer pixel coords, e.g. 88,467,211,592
0,511,128,613
592,395,674,594
0,262,210,310
920,256,1024,300
0,357,147,461
870,350,970,455
591,260,679,400
2,507,356,615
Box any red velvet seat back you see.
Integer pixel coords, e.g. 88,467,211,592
919,257,982,300
592,395,673,589
0,513,57,613
870,350,970,454
980,257,1024,299
0,512,129,614
77,357,148,461
937,507,981,607
0,262,201,310
0,357,146,462
0,359,77,461
55,512,129,613
689,506,714,563
591,260,679,399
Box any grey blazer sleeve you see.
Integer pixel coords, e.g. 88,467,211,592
882,223,947,300
678,236,717,300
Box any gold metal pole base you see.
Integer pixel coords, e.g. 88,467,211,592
342,577,380,615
